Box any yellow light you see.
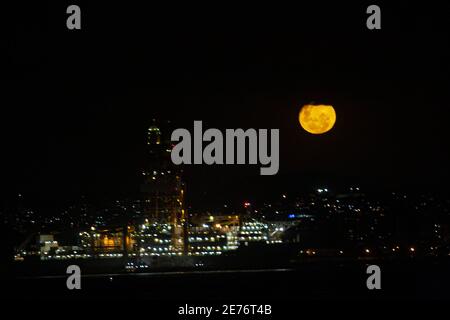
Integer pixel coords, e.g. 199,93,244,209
299,104,336,134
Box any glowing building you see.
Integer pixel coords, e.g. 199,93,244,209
140,120,187,253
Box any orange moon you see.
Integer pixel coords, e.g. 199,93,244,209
299,104,336,134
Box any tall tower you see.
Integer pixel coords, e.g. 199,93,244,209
141,120,186,252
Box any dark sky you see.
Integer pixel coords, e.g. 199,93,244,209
5,2,450,210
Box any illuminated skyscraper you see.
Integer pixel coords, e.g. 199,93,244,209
141,120,187,252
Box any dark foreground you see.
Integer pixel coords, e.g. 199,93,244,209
6,258,450,301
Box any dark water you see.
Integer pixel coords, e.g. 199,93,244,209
7,259,450,301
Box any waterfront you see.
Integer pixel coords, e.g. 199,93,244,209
8,258,450,301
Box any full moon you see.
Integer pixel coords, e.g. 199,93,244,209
299,104,336,134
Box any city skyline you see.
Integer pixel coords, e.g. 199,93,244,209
4,2,450,306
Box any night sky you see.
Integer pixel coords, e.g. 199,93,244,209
5,2,450,211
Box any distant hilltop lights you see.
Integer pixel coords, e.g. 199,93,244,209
170,121,279,175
